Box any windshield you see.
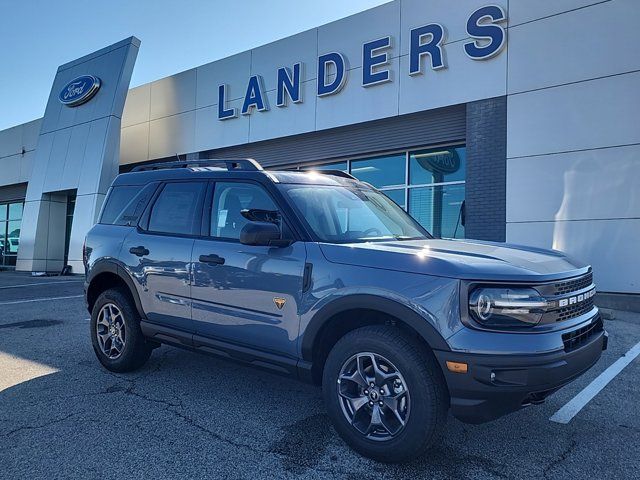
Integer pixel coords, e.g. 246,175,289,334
281,184,431,243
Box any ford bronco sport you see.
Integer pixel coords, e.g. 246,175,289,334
84,158,607,463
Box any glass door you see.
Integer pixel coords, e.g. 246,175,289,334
64,194,77,265
0,201,24,268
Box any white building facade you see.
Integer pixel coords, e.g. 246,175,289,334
0,0,637,303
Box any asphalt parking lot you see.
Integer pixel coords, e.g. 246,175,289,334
0,273,638,479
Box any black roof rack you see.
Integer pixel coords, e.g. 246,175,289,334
316,170,357,180
131,158,263,173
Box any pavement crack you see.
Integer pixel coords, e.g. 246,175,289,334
103,366,263,453
618,423,640,433
167,408,265,453
104,368,181,408
0,412,78,438
543,437,578,478
122,383,181,408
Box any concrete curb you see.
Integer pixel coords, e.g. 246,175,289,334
596,293,640,314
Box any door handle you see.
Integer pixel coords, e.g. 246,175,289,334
199,254,225,265
129,246,149,257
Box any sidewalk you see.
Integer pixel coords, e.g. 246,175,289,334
0,270,82,288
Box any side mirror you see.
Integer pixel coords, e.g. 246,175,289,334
240,221,291,247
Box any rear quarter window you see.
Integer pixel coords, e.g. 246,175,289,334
100,184,156,226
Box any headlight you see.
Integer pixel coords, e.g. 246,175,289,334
469,287,547,328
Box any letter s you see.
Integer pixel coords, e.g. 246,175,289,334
464,5,507,60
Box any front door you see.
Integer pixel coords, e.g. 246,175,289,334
191,181,306,358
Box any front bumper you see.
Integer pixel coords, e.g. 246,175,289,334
434,319,608,424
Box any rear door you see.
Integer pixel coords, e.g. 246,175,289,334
120,181,207,335
190,180,306,358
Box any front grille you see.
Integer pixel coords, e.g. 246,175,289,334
556,297,595,321
553,272,593,296
562,316,603,352
538,271,596,323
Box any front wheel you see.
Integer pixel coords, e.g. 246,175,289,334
322,325,448,463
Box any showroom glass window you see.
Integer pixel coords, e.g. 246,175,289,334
297,145,466,239
0,201,23,268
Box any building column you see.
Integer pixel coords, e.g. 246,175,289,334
15,193,68,272
66,193,106,273
15,37,139,274
465,96,507,242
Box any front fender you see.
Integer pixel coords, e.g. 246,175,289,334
300,293,452,362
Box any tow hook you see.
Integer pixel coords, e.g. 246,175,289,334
522,393,547,407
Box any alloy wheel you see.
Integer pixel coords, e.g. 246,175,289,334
337,352,410,441
96,303,126,360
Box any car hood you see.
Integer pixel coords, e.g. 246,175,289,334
318,238,589,282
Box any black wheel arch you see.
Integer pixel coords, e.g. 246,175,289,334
85,260,145,319
301,294,451,377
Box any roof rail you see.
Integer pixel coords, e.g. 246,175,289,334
316,170,357,180
131,158,263,173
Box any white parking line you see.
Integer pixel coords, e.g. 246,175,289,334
0,280,83,290
0,295,84,306
550,340,640,424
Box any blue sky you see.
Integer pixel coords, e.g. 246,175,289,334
0,0,389,130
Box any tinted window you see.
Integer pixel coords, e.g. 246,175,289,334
100,184,157,226
211,182,277,239
148,182,206,235
409,183,465,239
349,154,405,188
409,147,466,185
101,186,139,224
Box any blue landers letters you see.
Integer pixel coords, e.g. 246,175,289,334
277,63,302,107
464,5,507,59
362,37,392,86
317,53,347,97
217,84,237,120
242,75,268,115
216,5,509,120
409,24,446,75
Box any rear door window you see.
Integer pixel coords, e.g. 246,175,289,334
147,182,206,236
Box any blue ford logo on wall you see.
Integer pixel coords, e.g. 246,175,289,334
415,149,460,174
59,75,101,107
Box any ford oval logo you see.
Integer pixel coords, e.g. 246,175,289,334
59,75,101,107
414,149,460,175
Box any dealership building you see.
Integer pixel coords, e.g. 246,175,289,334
0,0,637,303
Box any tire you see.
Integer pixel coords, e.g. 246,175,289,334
322,325,448,463
90,288,152,373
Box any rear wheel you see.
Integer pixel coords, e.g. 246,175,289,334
90,288,152,372
322,325,448,463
